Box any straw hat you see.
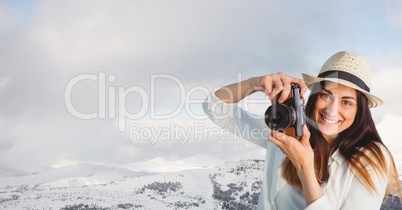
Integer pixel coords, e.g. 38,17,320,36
302,51,383,108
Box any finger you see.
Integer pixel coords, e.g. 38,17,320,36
272,130,287,141
278,76,292,103
299,125,311,146
268,133,285,148
263,76,274,96
268,75,283,100
270,131,292,149
298,79,308,97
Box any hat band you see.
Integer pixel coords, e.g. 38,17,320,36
317,70,370,92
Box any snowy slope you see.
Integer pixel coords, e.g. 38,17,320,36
124,155,225,173
0,158,400,210
0,162,147,190
0,158,264,209
0,165,28,178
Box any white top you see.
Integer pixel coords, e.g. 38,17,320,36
275,184,306,209
202,92,390,210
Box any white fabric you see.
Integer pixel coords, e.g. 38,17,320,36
275,184,306,209
202,92,389,210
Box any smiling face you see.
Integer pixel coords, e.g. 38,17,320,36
313,82,358,144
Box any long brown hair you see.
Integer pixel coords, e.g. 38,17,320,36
281,81,401,198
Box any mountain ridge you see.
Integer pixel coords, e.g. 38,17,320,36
0,158,400,209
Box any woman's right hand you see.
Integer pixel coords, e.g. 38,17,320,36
251,72,307,103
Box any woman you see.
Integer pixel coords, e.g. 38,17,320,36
202,51,401,209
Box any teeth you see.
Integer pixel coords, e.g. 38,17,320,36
323,116,339,124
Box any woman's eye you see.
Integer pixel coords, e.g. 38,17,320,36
342,100,352,106
319,93,331,100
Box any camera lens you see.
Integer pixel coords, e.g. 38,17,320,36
265,104,294,132
271,112,282,124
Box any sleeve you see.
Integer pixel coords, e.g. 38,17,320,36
304,195,332,210
202,91,270,149
305,146,390,210
305,175,387,210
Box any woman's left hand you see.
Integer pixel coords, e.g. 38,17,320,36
268,125,314,171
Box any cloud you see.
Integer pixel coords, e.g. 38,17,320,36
377,114,402,164
386,1,402,30
0,3,13,33
369,52,402,122
1,0,402,171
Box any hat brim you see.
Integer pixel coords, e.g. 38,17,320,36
302,73,383,108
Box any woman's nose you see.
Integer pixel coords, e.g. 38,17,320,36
325,101,339,117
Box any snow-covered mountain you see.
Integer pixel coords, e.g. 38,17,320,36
0,164,28,178
0,158,263,209
0,158,401,210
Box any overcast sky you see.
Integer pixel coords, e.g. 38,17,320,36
1,0,402,172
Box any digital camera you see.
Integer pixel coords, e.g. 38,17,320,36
264,83,305,138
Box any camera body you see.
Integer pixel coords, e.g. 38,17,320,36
264,83,305,138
